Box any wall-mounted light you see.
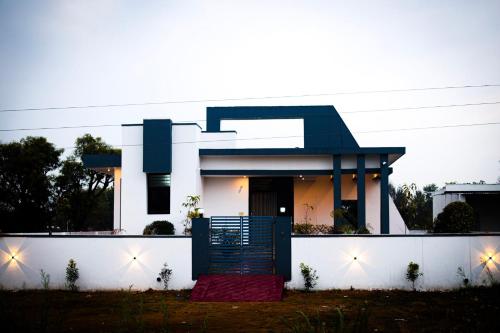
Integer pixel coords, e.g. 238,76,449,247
352,174,357,182
353,256,357,261
107,168,111,172
133,256,137,260
11,254,16,261
372,174,380,180
280,207,286,213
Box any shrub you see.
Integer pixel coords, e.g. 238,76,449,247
299,263,319,292
158,263,173,290
66,258,79,291
40,269,50,290
406,261,423,291
143,221,175,235
356,226,371,234
293,224,334,234
433,201,474,233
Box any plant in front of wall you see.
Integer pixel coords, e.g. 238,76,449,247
65,259,79,291
158,263,173,290
457,266,470,288
406,261,423,291
300,262,319,292
182,195,201,235
40,269,50,290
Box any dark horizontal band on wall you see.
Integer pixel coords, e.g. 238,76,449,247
201,168,392,176
82,154,122,168
0,234,191,238
292,233,500,238
199,147,405,156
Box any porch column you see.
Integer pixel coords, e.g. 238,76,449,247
380,154,389,234
357,155,366,228
333,154,342,219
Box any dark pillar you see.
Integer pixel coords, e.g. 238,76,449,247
333,154,342,219
275,216,292,281
192,217,209,280
357,154,366,228
380,154,389,234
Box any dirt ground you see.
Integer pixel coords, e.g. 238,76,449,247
1,287,500,332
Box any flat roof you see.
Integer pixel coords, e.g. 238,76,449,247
433,184,500,195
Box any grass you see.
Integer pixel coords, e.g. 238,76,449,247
1,287,500,332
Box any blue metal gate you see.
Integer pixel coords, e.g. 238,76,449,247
208,216,275,275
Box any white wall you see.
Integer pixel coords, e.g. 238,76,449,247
202,177,249,217
2,235,498,291
199,132,237,149
0,237,193,290
120,124,202,235
201,155,333,170
289,235,500,290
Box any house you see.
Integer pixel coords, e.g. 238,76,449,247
83,105,408,235
432,184,500,231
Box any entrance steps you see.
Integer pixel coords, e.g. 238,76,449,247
190,275,284,302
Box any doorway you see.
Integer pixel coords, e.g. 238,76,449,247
249,177,294,217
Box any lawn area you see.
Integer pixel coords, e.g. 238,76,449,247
1,287,500,332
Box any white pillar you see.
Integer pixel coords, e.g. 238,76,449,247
113,168,122,231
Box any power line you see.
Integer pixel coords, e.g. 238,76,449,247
55,121,500,150
342,101,500,114
1,83,499,113
2,102,500,132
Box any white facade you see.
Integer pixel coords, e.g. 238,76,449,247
112,120,408,235
1,235,498,291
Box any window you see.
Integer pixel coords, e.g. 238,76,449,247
147,174,171,214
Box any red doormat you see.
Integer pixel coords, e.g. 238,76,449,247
190,275,284,302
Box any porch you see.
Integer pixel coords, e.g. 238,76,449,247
200,152,407,234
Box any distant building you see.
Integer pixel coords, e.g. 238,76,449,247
432,184,500,231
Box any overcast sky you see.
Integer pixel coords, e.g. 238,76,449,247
1,0,499,187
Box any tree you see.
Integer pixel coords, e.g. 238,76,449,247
390,183,437,230
54,134,119,231
0,137,62,232
433,201,475,233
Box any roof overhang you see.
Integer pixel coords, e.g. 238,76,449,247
82,154,121,175
199,147,405,165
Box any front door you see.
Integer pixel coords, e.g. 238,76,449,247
249,177,293,217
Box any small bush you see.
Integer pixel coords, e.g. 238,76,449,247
293,223,334,234
433,201,475,233
143,221,175,235
66,259,79,291
300,263,319,292
158,263,173,290
406,261,423,291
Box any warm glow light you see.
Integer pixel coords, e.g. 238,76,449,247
133,256,137,260
280,207,286,213
11,254,16,260
353,256,357,260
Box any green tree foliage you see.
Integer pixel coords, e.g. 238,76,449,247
389,183,437,230
0,137,62,232
54,134,119,231
433,201,475,233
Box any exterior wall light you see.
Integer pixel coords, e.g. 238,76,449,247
353,256,357,260
280,207,286,213
133,256,137,260
11,255,16,260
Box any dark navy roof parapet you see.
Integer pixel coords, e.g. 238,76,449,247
206,106,359,150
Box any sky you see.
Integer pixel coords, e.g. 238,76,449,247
1,0,500,187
